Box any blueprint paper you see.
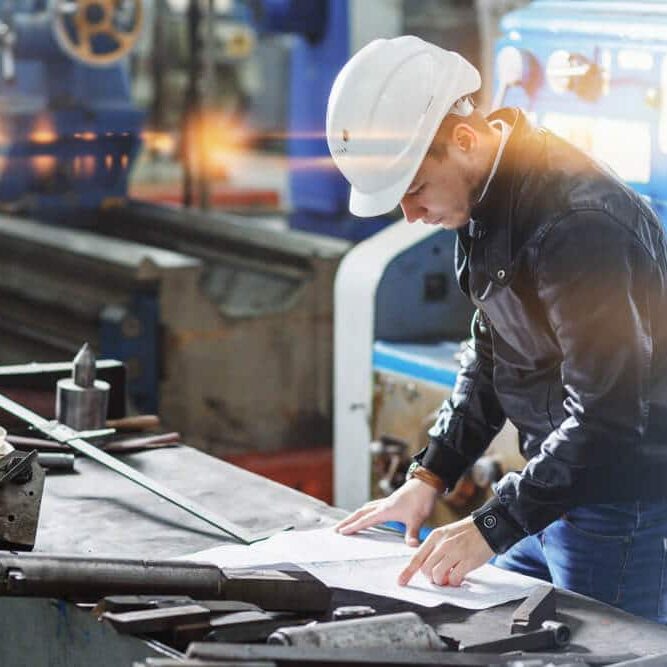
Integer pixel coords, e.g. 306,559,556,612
178,526,539,609
179,525,414,568
301,558,539,609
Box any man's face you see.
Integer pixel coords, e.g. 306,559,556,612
399,138,478,230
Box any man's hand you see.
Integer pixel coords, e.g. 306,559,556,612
335,479,439,546
398,516,493,587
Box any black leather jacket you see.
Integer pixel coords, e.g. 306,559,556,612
416,108,667,554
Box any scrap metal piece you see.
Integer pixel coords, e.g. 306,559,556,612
461,620,571,653
36,452,75,471
94,595,195,615
222,569,331,613
511,584,557,634
94,596,261,616
200,600,263,615
0,391,284,543
206,611,312,643
267,611,443,650
102,604,211,634
332,605,376,621
187,643,632,666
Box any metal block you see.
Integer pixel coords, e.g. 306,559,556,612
0,450,45,551
221,569,331,613
206,611,312,643
102,604,211,635
511,585,557,633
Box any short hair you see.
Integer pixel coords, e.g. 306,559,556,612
426,105,491,161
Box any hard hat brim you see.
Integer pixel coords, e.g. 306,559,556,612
349,163,418,218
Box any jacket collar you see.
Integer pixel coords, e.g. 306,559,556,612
468,108,532,286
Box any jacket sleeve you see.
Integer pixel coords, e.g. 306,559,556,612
475,210,654,552
415,308,507,492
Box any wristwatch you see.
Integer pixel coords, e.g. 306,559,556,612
405,461,447,494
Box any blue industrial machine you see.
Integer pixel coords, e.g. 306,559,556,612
495,0,667,222
0,0,143,216
0,1,154,411
0,0,353,454
258,0,399,240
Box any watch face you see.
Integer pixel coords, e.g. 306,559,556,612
406,461,420,478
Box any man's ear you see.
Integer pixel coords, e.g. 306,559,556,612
453,123,476,153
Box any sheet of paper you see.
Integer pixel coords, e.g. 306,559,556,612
301,558,539,610
178,526,540,610
179,525,414,568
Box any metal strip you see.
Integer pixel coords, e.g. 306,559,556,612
0,392,285,544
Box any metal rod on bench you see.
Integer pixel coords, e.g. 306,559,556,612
0,392,287,544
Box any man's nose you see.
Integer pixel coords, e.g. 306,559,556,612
400,198,425,224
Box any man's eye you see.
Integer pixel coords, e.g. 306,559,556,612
411,184,424,196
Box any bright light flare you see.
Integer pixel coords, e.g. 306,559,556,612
142,130,177,156
31,155,57,178
30,116,57,144
183,110,251,178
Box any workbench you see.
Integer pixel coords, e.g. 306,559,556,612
1,444,666,666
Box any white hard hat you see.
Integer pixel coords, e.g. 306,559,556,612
326,36,481,218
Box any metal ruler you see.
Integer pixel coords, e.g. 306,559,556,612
0,392,287,544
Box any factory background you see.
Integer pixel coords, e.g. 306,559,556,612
2,2,667,665
0,0,663,542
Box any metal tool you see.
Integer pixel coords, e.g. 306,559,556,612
206,611,313,643
267,612,443,650
332,605,376,621
102,604,211,634
511,584,557,633
106,415,161,431
185,644,636,666
94,595,260,616
461,620,571,653
55,343,110,431
36,452,75,472
0,552,331,613
0,448,45,550
0,391,284,543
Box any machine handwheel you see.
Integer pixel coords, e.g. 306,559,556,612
51,0,144,66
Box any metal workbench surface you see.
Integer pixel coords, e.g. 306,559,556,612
35,445,342,557
2,444,667,666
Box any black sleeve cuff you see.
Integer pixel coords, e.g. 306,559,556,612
471,496,526,554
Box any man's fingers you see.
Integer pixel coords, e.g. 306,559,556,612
334,501,380,532
337,508,386,535
431,555,461,586
446,560,469,588
397,535,437,586
404,523,421,547
421,540,456,582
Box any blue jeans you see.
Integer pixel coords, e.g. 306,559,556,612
492,501,667,623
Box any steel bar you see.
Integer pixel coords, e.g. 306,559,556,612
0,392,286,543
186,644,636,666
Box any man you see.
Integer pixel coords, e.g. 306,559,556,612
326,35,667,623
